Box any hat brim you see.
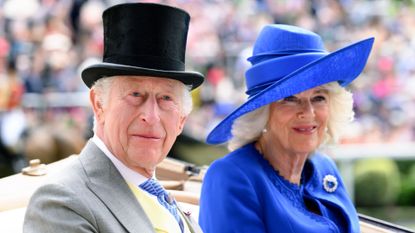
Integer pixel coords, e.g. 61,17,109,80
81,63,204,90
206,37,374,144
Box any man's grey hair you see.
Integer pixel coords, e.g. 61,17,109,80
228,82,354,151
91,76,193,133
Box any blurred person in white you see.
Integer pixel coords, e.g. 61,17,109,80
23,3,204,233
200,24,374,233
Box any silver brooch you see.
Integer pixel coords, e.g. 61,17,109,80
323,174,338,193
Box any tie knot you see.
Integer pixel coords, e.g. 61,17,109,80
138,178,184,232
139,178,165,197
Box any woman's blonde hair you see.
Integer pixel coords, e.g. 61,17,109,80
228,82,354,151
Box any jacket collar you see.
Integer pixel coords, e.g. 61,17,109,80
79,140,155,232
78,140,203,233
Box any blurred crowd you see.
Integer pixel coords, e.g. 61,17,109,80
1,0,415,176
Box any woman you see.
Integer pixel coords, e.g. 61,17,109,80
199,24,374,233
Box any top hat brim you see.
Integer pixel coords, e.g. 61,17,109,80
206,37,374,144
81,63,204,90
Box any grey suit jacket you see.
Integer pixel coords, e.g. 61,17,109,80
23,140,201,233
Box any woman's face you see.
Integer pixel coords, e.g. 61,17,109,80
264,86,330,155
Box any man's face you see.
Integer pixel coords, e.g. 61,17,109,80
92,76,187,176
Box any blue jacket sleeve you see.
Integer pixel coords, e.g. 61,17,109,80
199,158,266,233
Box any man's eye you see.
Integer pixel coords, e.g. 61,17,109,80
131,92,141,97
161,95,172,101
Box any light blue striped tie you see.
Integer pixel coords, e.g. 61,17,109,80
139,179,184,233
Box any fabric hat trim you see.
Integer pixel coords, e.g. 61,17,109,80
245,52,327,96
248,49,327,64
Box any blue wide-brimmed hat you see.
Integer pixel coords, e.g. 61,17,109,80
207,24,374,144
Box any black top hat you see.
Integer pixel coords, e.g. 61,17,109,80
81,3,204,90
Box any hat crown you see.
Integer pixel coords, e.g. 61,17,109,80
81,3,205,90
102,3,190,71
245,24,329,96
249,24,326,65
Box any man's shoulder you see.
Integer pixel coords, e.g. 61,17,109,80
37,155,85,189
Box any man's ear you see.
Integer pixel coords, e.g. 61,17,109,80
90,89,104,123
177,115,187,135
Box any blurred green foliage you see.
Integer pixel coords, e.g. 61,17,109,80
396,160,415,176
397,163,415,206
169,134,227,166
354,158,401,207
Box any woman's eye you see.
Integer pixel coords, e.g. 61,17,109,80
312,95,327,102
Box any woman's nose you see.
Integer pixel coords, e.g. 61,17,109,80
297,101,315,119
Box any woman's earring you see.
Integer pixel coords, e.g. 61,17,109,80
262,128,267,133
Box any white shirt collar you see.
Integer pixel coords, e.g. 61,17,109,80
92,135,150,186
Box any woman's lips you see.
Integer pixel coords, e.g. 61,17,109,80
292,125,317,134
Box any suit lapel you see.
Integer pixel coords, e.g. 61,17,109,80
79,141,155,233
178,207,203,233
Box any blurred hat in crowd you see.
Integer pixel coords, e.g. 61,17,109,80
207,24,374,144
81,3,204,90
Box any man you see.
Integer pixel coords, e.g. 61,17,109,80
23,3,204,233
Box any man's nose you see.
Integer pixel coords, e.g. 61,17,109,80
139,97,160,124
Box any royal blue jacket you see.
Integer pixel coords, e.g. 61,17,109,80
199,143,359,233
